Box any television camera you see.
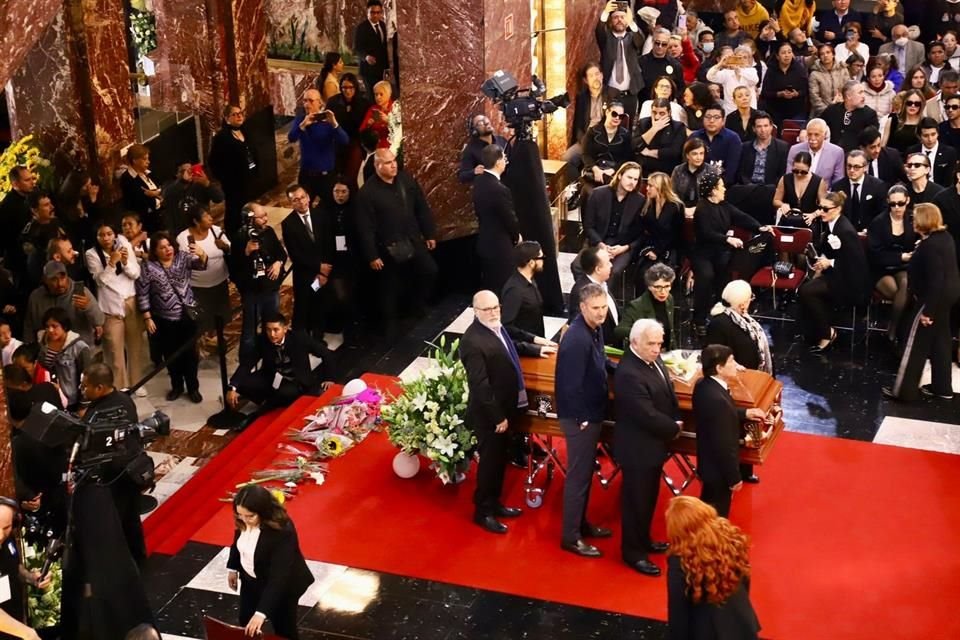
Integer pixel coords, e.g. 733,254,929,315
481,70,558,140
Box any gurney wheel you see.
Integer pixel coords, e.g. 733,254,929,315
525,493,543,508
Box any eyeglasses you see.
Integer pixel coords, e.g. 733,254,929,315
792,169,809,175
704,113,723,119
846,163,866,169
946,104,960,110
843,111,852,126
905,162,928,168
906,101,923,107
650,284,672,291
817,204,837,211
476,305,501,312
341,84,356,91
888,200,908,207
653,41,669,47
609,111,624,119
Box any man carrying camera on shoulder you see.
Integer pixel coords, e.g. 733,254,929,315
288,88,349,208
229,203,287,362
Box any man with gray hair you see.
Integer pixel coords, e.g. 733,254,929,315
820,80,879,152
786,118,846,186
556,282,617,557
639,27,685,100
613,318,680,576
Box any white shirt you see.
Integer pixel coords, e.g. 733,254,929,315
705,66,759,115
834,42,869,65
176,226,231,288
922,142,939,163
711,375,729,391
237,526,261,578
809,148,822,174
483,169,501,180
587,274,619,324
607,34,633,92
84,235,140,317
1,338,23,366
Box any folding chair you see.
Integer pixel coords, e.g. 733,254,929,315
750,226,813,314
204,617,285,640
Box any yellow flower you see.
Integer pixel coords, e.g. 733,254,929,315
270,489,286,505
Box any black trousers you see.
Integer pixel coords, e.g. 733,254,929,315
291,277,325,337
233,368,312,410
298,169,335,209
799,276,836,342
239,571,300,640
154,315,199,393
620,460,662,563
472,423,510,517
692,252,731,324
560,419,602,544
894,303,956,401
377,245,438,332
700,479,733,519
480,253,515,298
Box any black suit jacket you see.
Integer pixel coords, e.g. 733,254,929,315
613,349,680,467
568,275,618,346
460,319,525,429
281,209,331,288
595,23,645,95
693,376,744,489
667,556,761,640
228,521,313,615
737,139,790,186
472,172,520,259
634,118,687,175
873,147,907,185
819,215,871,305
830,176,888,230
582,186,644,249
353,20,389,82
231,330,334,391
907,143,958,187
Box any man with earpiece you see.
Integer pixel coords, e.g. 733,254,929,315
458,114,508,184
0,496,51,640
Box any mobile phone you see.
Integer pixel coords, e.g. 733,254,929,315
616,1,629,10
73,281,84,297
187,234,196,246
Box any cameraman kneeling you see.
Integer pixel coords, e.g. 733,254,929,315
0,498,50,640
226,312,335,415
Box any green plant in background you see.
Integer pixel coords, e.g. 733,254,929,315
268,16,324,62
129,8,158,56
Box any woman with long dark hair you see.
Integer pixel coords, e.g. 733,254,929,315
666,496,760,639
773,151,826,225
318,51,344,101
327,72,371,191
227,485,314,639
682,82,713,132
867,184,915,343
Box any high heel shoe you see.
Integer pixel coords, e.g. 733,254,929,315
809,328,837,353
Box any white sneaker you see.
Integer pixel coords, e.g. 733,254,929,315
135,387,149,398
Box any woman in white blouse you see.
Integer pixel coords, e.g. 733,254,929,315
85,223,147,393
706,46,759,115
227,485,313,639
834,22,870,65
176,204,231,334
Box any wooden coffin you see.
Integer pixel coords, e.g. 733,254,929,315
516,352,785,465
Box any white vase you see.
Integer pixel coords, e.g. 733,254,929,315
392,451,420,478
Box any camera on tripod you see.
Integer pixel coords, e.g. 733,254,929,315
481,70,558,140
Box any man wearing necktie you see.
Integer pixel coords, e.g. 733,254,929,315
281,184,333,337
460,290,532,534
614,319,680,577
595,2,645,122
693,345,766,518
353,0,391,99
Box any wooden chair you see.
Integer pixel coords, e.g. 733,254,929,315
203,616,285,640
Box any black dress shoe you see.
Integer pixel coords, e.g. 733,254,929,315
648,541,670,554
188,390,203,404
473,515,507,534
561,539,602,557
626,558,661,577
921,384,955,400
809,329,838,353
581,523,613,538
881,386,900,400
166,389,182,402
496,505,523,518
509,452,529,468
742,474,760,484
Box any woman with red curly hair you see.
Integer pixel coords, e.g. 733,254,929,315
665,496,760,639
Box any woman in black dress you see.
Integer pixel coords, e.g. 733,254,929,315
666,496,760,640
227,485,314,639
885,203,960,402
208,105,260,235
682,82,713,133
327,73,371,192
772,152,826,227
638,171,683,268
867,185,915,342
883,89,925,156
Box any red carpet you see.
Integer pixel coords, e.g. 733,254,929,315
175,374,960,639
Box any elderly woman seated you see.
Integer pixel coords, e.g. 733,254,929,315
614,263,676,350
706,280,772,375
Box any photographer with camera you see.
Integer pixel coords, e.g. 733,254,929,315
0,497,51,640
229,203,287,362
596,1,645,123
288,89,348,208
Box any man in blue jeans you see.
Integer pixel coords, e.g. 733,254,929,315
228,203,287,361
555,282,617,558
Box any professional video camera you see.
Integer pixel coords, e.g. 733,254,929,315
239,208,268,279
22,402,170,481
481,69,558,139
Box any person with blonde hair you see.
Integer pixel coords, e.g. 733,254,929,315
638,172,683,269
883,203,960,401
665,496,761,639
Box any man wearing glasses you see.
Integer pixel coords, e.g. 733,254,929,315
639,28,686,102
937,93,960,150
819,81,879,153
909,118,959,187
924,69,959,123
831,150,887,230
903,152,945,207
691,104,742,185
595,1,645,121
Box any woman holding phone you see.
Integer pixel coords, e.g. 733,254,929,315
176,204,231,338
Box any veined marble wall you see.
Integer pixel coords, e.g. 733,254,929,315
266,0,366,62
565,0,601,148
0,0,62,89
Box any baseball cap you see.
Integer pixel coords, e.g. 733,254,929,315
43,260,66,279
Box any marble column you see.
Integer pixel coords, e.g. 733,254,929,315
565,0,601,149
0,0,62,89
397,0,531,239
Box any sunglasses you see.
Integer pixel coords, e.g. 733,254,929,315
609,111,624,118
846,163,866,169
792,169,809,175
906,101,923,107
817,204,837,211
888,201,908,207
905,162,929,168
653,41,669,47
946,104,960,110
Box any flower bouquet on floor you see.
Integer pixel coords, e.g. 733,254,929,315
289,381,384,456
382,336,476,485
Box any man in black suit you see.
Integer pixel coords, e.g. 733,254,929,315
595,2,645,120
638,28,685,100
730,112,789,223
614,318,680,577
226,312,335,413
473,145,521,293
355,149,438,337
831,150,888,230
908,118,958,188
458,115,508,184
580,162,644,292
693,344,766,518
820,81,879,153
460,290,529,533
502,241,547,339
634,99,687,176
860,127,907,185
353,0,390,98
568,246,619,346
281,183,332,337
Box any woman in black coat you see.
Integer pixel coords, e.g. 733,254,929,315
581,102,634,191
208,105,260,234
227,485,314,639
120,143,164,233
867,185,916,342
666,496,760,640
885,203,960,402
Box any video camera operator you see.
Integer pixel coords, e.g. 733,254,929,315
228,203,287,361
0,497,51,640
